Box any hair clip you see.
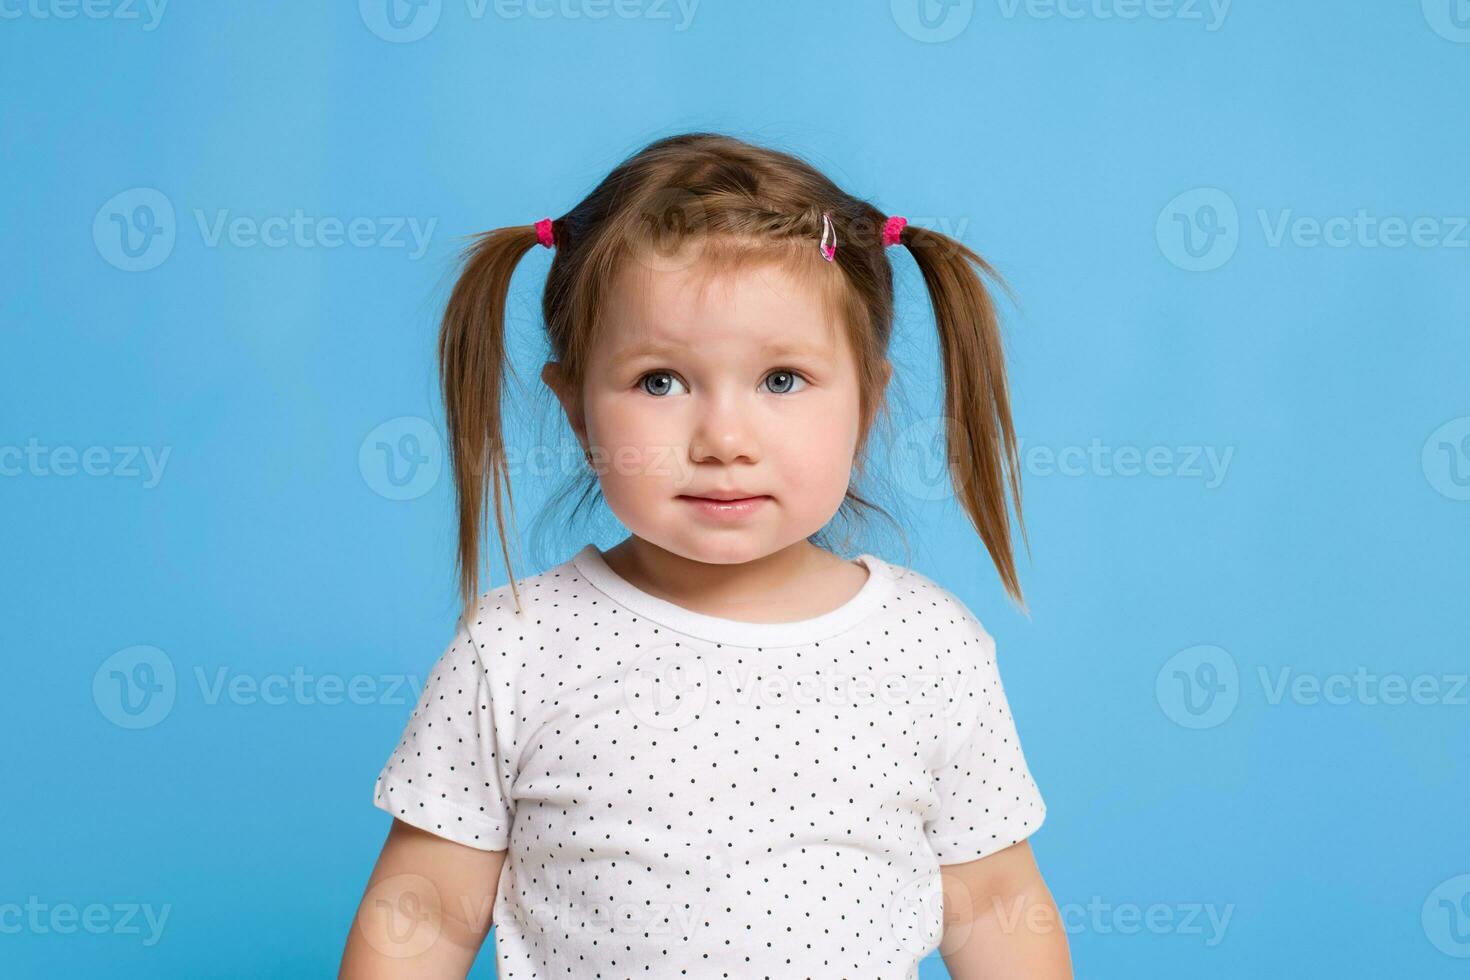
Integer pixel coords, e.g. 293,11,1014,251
819,211,837,262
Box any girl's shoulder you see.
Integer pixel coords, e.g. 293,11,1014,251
465,550,588,631
874,556,994,640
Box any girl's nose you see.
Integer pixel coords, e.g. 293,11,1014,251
687,393,761,466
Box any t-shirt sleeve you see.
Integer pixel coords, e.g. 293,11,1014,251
372,615,515,851
924,621,1047,865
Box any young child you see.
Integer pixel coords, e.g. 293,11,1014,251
340,133,1071,979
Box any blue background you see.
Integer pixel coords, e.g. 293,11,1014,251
3,0,1467,976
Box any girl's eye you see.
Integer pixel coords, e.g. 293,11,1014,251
763,370,808,395
638,370,807,396
639,371,688,397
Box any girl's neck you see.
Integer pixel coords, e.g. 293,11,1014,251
599,537,865,625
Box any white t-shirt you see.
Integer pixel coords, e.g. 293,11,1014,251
374,544,1046,979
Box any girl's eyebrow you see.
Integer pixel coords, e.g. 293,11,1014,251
610,342,686,368
759,339,831,359
612,338,831,366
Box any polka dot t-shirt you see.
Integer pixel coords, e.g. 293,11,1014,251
373,544,1046,978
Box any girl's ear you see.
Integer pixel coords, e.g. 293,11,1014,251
541,361,587,447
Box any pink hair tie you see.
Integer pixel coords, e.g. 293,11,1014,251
882,215,907,247
534,217,555,249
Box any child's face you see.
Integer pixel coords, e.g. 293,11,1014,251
546,246,877,566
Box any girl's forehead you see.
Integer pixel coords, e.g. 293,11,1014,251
600,250,845,354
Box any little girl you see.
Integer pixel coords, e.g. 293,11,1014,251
340,133,1071,979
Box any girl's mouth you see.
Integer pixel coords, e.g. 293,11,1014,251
677,495,772,521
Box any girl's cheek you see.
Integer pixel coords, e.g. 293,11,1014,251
585,394,658,454
780,401,859,459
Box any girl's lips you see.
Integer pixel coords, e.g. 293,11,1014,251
677,495,771,521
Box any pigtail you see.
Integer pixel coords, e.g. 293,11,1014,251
438,223,544,622
899,223,1029,608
